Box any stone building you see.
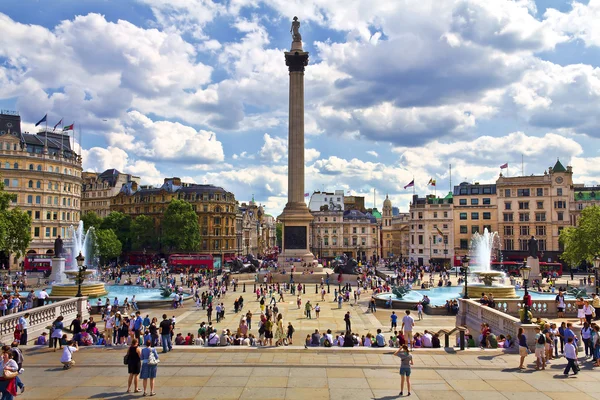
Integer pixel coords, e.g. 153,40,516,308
408,193,454,267
452,182,498,260
111,177,237,264
0,111,82,268
570,184,600,226
496,160,572,262
82,169,140,218
381,195,393,259
308,190,344,212
391,212,410,263
238,199,277,257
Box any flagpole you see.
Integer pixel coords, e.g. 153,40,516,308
413,176,415,196
449,164,452,193
44,116,48,149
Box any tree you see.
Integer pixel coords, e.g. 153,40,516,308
161,199,201,252
100,211,132,252
131,215,157,251
0,181,31,259
95,229,122,262
81,212,103,232
560,205,600,266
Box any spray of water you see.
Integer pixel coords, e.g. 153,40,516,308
68,220,96,271
469,228,499,272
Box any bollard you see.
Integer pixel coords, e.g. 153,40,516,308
444,333,449,348
253,283,256,292
327,284,330,294
315,284,318,294
303,285,306,294
243,283,246,293
459,330,465,351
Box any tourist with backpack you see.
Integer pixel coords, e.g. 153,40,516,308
534,327,546,370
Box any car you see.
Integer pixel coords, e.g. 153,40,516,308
448,266,463,274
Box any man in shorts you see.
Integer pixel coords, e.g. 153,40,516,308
401,310,415,349
390,311,398,332
534,327,546,370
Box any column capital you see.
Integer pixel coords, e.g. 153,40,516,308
285,51,309,73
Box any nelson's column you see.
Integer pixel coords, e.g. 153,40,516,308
278,17,315,268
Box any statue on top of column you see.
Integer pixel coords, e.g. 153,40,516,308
290,16,301,42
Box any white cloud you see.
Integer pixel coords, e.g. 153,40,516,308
366,151,378,157
82,146,163,185
258,133,287,163
305,148,321,162
545,0,600,48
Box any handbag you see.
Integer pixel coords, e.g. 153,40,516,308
3,370,18,379
147,349,159,366
123,349,129,365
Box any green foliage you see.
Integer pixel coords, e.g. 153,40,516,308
560,205,600,265
276,223,282,248
0,181,31,258
100,211,132,252
161,199,201,252
81,211,103,232
95,228,122,261
131,215,157,251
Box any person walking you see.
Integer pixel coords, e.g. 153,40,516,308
50,316,64,351
564,337,579,376
305,301,313,319
159,314,172,353
17,314,29,345
126,338,142,393
0,347,19,399
534,327,546,370
394,345,413,396
275,314,286,346
517,327,528,369
344,312,352,332
140,339,159,396
401,311,415,349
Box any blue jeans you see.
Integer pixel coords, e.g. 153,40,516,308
161,334,172,353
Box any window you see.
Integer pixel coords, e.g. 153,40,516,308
504,226,514,236
28,180,33,188
536,188,543,196
471,212,479,220
483,187,492,194
519,212,530,222
352,227,357,234
483,212,491,220
459,187,468,195
443,212,448,218
361,227,366,234
13,163,17,169
505,202,512,210
45,227,51,237
536,226,546,236
483,198,491,205
34,227,40,237
34,211,40,219
471,199,479,205
538,239,546,251
418,235,423,245
433,212,438,218
460,225,468,234
36,181,41,189
535,212,546,222
27,195,32,204
518,201,529,210
554,201,567,209
418,212,423,219
418,224,423,229
504,189,511,197
537,201,544,209
443,224,448,229
471,226,479,234
557,188,563,196
504,239,514,251
11,179,17,187
37,165,42,171
520,239,529,251
443,235,448,245
517,189,530,197
4,162,8,169
519,226,530,236
29,164,33,170
2,179,7,187
503,213,513,222
459,199,467,205
52,227,57,237
557,211,564,221
459,213,467,220
460,239,469,249
471,187,480,194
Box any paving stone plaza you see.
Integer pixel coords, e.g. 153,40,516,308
16,274,600,400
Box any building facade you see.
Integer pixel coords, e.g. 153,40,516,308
570,184,600,226
496,160,573,262
382,195,393,259
391,212,410,262
238,200,277,257
308,190,344,212
82,169,140,218
452,182,498,260
408,193,454,267
0,111,82,268
111,177,237,263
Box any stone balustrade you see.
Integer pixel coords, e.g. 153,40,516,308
456,299,539,349
0,297,89,345
493,298,579,318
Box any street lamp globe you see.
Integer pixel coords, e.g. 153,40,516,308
461,255,470,270
593,256,600,271
461,255,470,299
76,252,85,267
520,264,531,281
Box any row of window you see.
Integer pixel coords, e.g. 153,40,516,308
26,210,78,222
459,212,492,220
413,211,450,219
501,225,547,236
503,211,563,222
457,186,494,195
502,188,563,198
1,161,79,176
32,226,68,239
3,178,79,194
411,235,449,245
458,198,492,206
22,195,79,208
459,225,493,234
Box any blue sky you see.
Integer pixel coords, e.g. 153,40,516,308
1,0,600,216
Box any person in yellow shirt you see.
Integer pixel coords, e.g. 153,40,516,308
592,294,600,321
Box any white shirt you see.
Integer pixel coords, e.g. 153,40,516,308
105,316,115,329
60,346,78,363
38,290,49,299
402,315,415,331
422,333,433,347
565,342,577,359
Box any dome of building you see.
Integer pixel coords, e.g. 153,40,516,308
383,194,392,208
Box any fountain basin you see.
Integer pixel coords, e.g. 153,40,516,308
464,283,518,299
50,283,108,297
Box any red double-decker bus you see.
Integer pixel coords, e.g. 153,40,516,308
540,262,563,278
490,261,563,277
168,254,214,272
24,254,52,273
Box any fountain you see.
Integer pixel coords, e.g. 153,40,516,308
466,228,518,299
50,221,108,297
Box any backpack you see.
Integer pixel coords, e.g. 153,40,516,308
537,334,546,345
324,338,331,347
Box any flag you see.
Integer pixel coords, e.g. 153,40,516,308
304,193,309,197
500,163,508,169
347,190,350,194
53,118,63,132
436,226,444,237
34,114,47,127
428,178,436,186
63,123,74,131
403,180,414,189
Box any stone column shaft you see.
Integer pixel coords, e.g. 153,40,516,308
288,70,305,205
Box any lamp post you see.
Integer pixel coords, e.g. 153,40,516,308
593,256,600,295
75,251,87,298
520,264,532,324
461,255,470,299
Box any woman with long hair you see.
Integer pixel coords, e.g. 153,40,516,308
50,316,64,351
140,339,159,396
0,347,19,399
518,327,528,369
274,314,286,346
393,344,413,396
126,338,142,393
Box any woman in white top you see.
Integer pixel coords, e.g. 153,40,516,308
583,301,595,325
0,346,19,399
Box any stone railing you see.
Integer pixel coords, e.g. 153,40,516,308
493,299,579,318
456,299,539,349
0,297,89,345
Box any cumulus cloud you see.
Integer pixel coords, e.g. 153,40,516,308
367,151,378,157
82,146,163,185
259,133,287,163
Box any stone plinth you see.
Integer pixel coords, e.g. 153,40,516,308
49,257,66,284
527,256,541,282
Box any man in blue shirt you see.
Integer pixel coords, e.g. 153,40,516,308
390,311,398,332
18,313,29,345
375,329,386,347
133,311,143,341
564,322,577,350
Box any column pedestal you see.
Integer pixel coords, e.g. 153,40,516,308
50,257,66,284
527,256,541,283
